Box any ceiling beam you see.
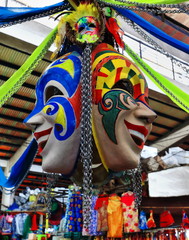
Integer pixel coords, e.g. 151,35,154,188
152,122,173,131
0,141,20,148
154,111,184,123
0,133,26,141
0,60,41,77
0,124,31,134
2,104,32,114
13,93,35,103
0,149,15,154
150,119,189,154
0,75,36,89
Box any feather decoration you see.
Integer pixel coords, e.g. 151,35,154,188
105,17,125,48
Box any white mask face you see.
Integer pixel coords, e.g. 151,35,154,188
24,52,82,175
92,44,157,171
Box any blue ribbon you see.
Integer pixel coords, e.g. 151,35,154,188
0,138,37,188
0,1,68,27
113,7,189,54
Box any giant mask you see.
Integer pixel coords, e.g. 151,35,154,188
24,43,156,179
92,43,157,172
24,51,82,175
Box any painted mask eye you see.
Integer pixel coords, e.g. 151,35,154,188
45,86,64,103
89,23,96,28
78,26,85,33
112,79,134,96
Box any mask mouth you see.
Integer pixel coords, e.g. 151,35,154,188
34,127,53,153
124,120,149,149
38,140,47,154
129,131,144,149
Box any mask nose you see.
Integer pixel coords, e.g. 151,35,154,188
135,102,157,124
24,113,44,131
146,114,157,124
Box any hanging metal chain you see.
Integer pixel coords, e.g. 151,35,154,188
46,173,59,219
122,17,189,74
132,163,142,208
80,44,93,235
127,162,142,208
97,0,189,13
1,4,70,28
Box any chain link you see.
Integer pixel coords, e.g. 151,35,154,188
122,16,189,74
97,0,189,13
80,44,93,235
46,173,59,219
0,4,70,28
126,163,142,208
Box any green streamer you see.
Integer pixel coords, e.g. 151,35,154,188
0,26,58,107
124,44,189,113
127,0,188,3
101,0,189,5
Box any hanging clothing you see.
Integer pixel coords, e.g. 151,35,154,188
139,210,148,230
66,190,83,232
22,214,32,240
12,213,29,238
1,214,12,234
89,195,98,235
107,194,123,238
181,210,189,229
94,194,109,232
31,213,38,231
89,195,103,236
160,210,174,228
147,210,156,229
121,191,140,233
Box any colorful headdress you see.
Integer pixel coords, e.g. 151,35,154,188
52,1,105,59
65,3,100,30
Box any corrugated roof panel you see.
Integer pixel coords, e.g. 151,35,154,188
5,98,35,111
0,118,27,129
15,86,35,99
0,145,17,152
0,45,28,65
0,128,29,138
0,107,28,119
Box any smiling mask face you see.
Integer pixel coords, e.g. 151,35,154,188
24,52,82,175
75,16,101,43
92,43,157,172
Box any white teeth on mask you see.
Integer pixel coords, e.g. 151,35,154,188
92,163,102,168
129,129,145,141
37,135,49,143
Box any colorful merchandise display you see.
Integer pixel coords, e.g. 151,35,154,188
0,0,188,193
